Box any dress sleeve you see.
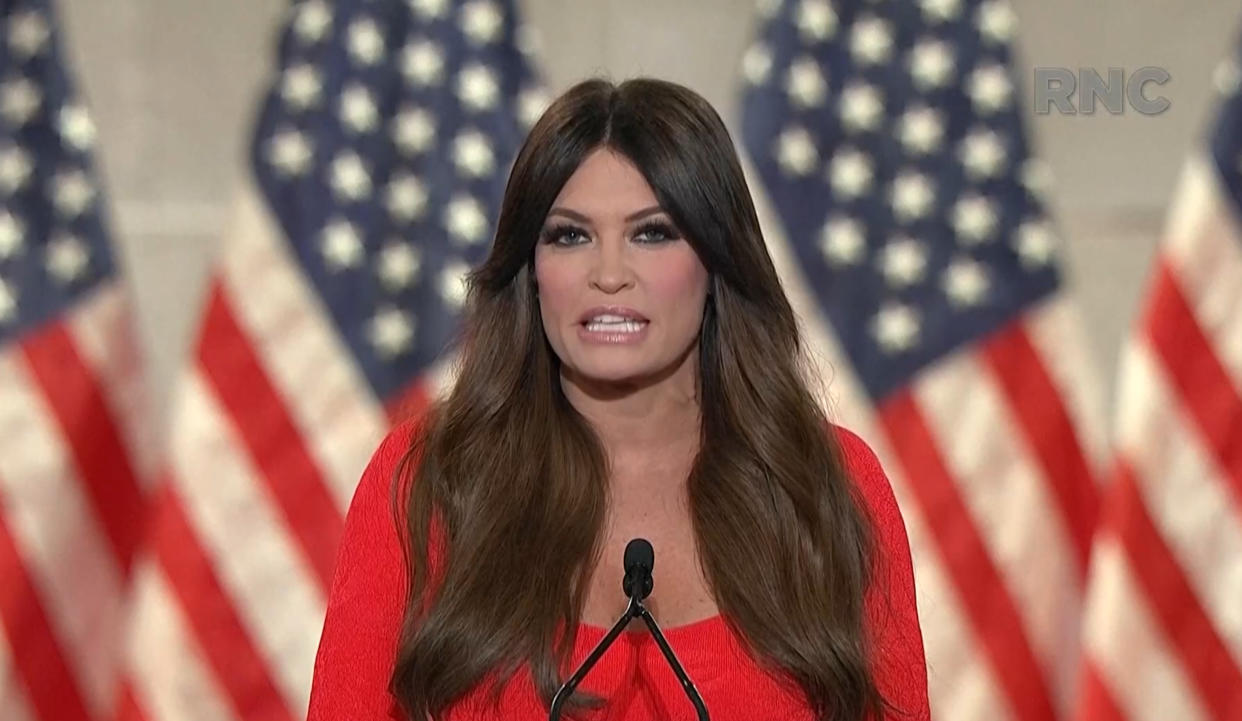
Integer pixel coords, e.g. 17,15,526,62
835,427,932,721
306,425,414,721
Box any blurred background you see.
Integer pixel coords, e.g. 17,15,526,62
59,0,1239,424
3,1,1240,721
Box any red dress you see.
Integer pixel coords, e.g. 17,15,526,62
306,422,931,721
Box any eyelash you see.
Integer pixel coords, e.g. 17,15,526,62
539,221,681,246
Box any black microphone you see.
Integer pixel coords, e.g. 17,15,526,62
548,538,710,720
622,537,654,601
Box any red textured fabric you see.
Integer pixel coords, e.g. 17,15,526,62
306,422,931,721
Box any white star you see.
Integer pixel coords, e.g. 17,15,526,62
828,147,873,198
385,173,429,222
919,0,962,23
330,152,372,201
46,233,89,283
872,303,920,353
952,193,999,244
281,64,323,110
819,215,866,266
786,57,827,108
7,11,50,58
960,128,1006,179
909,38,955,90
1020,158,1054,197
401,39,445,87
445,195,488,244
293,0,332,43
890,170,935,221
968,64,1012,114
458,64,499,111
453,130,495,177
0,146,33,193
943,258,990,307
977,0,1017,44
321,219,364,270
52,169,96,218
0,211,24,258
348,18,385,65
439,259,471,307
851,16,893,65
796,0,838,42
742,44,773,86
378,241,422,289
516,24,542,58
1213,58,1241,96
59,105,97,151
0,278,15,323
518,86,550,128
461,0,504,44
408,0,450,20
880,237,928,287
392,106,436,155
368,307,415,358
266,128,314,177
1016,220,1057,267
1,78,42,126
340,84,379,133
775,126,818,176
898,106,944,155
840,82,883,133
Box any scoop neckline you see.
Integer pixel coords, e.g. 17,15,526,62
575,611,725,642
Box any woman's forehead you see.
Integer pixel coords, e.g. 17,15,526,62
550,149,662,218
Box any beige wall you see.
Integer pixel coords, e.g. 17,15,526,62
58,0,1242,427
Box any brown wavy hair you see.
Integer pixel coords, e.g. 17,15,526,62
390,77,886,721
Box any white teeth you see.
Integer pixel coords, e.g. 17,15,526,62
585,320,646,333
587,314,641,323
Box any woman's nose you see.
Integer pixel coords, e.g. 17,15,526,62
588,235,634,292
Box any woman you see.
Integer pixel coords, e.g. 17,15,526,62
306,78,930,721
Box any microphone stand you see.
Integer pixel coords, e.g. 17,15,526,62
548,570,710,720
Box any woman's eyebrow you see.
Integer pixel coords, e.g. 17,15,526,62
546,207,590,223
624,205,665,222
545,205,666,224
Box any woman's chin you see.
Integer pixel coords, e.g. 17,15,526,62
564,362,657,391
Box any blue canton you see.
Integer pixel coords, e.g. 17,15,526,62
741,0,1061,401
252,0,544,399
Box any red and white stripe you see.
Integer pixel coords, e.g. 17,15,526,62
0,282,149,721
0,631,37,721
218,191,392,510
117,181,450,721
1075,156,1242,721
124,565,239,721
744,154,1104,721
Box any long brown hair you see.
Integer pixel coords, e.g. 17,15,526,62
390,77,886,721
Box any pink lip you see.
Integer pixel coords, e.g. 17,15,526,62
577,305,649,324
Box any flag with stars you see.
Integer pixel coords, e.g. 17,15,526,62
1071,39,1242,721
0,1,153,720
113,0,545,719
740,1,1107,720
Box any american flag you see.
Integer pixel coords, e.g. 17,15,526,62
0,0,152,720
739,1,1107,720
1072,39,1242,721
113,0,543,719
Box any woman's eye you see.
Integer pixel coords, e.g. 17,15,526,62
634,223,679,244
542,226,588,245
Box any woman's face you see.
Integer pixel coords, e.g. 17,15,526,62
534,147,710,391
